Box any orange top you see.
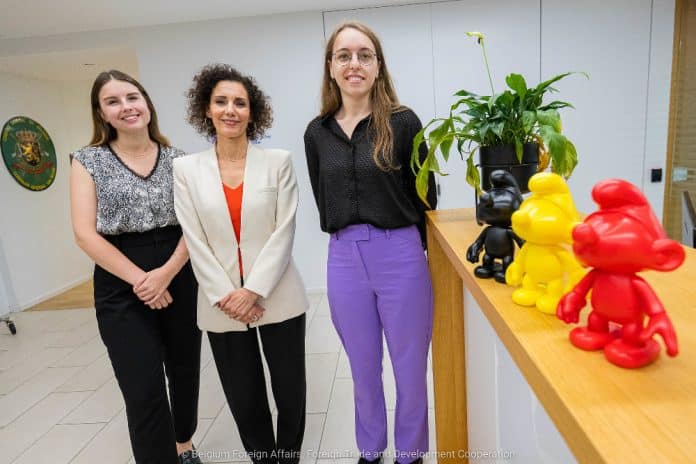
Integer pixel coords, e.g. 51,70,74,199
223,182,243,276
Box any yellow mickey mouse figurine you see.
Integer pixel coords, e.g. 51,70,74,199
505,172,584,314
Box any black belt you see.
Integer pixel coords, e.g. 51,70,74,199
102,225,182,247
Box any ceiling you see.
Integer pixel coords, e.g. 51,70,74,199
0,0,412,40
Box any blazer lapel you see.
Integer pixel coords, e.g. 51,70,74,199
239,144,264,249
197,147,240,274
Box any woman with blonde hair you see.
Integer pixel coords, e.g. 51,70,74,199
304,22,437,464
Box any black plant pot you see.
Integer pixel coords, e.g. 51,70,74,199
479,143,539,193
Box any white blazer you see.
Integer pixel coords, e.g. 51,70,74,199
173,144,308,332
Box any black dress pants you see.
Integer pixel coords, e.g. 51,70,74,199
94,226,201,464
208,313,307,464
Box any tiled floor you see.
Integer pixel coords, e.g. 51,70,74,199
0,294,436,463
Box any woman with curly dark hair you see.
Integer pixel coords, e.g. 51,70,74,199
174,63,308,464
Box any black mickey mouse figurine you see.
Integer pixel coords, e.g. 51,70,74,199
466,170,524,283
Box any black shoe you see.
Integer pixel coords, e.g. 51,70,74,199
357,457,382,464
179,445,202,464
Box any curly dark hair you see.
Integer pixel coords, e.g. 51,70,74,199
186,63,273,141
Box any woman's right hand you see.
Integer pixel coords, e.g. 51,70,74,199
147,290,173,310
216,292,265,323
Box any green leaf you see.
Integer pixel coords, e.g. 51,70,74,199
546,131,568,174
534,71,588,95
479,122,491,142
514,139,523,163
539,100,574,111
416,157,434,207
506,73,527,99
410,127,426,173
466,150,481,194
487,93,499,112
454,89,479,98
440,131,454,161
537,109,562,132
491,121,505,138
522,111,536,133
564,140,578,178
495,91,515,111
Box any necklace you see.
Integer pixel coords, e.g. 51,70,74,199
112,141,155,159
216,149,246,163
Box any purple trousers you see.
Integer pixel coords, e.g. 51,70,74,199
327,224,433,462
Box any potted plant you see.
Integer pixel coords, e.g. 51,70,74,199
411,32,586,205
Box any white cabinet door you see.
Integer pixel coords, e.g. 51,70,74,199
542,0,653,214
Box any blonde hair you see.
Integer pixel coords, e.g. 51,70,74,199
321,21,403,170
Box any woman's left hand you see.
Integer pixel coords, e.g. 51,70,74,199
134,266,175,305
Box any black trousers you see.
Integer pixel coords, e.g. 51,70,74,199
208,313,307,464
94,226,201,464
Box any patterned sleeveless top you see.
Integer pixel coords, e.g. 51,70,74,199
70,144,187,235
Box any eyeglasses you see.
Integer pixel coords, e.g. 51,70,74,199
331,49,378,67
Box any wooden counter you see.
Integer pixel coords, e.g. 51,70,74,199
427,208,696,463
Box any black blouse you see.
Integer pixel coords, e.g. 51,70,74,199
304,107,437,245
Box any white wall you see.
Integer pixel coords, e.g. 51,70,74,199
542,0,671,214
0,72,93,309
0,0,677,301
430,0,540,209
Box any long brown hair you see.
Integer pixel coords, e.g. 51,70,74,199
89,70,170,146
321,21,403,170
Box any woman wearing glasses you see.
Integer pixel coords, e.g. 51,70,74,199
304,22,437,464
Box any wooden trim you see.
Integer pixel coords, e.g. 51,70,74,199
663,0,685,228
428,219,468,463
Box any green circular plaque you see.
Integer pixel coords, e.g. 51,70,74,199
1,116,57,191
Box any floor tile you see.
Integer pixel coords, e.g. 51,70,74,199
45,321,99,348
336,349,351,379
306,353,338,413
60,377,124,424
12,422,104,464
299,413,325,464
41,308,94,333
0,392,90,464
320,379,356,455
70,411,131,464
0,366,81,426
314,296,331,318
198,406,247,462
198,361,226,420
54,353,114,392
306,316,341,354
0,346,74,394
51,334,107,367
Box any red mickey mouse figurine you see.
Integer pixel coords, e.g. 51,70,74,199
557,179,685,368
